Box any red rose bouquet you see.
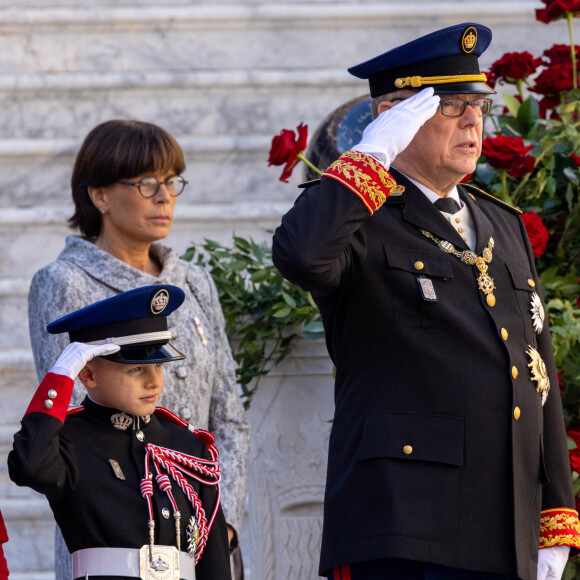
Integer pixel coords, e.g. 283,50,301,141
470,8,580,549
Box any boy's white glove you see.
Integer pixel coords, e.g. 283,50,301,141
537,546,570,580
351,87,440,169
49,342,120,380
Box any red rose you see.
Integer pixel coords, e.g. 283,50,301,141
532,63,576,96
490,51,543,83
571,153,580,166
268,123,308,182
537,95,561,119
521,211,550,257
537,0,580,23
543,44,580,65
481,135,535,177
480,69,497,90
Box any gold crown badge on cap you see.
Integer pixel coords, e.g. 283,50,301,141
461,26,478,54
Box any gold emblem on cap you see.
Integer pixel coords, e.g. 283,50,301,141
527,346,550,406
461,26,477,54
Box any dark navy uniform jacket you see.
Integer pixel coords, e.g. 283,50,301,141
8,392,231,580
272,164,576,580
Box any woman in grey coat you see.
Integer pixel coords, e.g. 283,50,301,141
28,120,250,580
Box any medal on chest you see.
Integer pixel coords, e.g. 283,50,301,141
421,229,496,306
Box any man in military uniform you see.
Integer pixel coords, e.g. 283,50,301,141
272,23,580,580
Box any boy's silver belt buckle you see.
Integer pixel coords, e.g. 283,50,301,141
140,545,180,580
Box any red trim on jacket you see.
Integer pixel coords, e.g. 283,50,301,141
333,564,351,580
323,151,404,215
539,508,580,549
25,373,74,424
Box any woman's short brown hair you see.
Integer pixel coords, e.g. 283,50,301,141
69,120,186,238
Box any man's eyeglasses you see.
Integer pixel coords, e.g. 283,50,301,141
391,97,492,118
439,98,492,117
115,176,188,198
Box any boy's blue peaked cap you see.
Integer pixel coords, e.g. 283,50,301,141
348,23,495,98
47,285,186,364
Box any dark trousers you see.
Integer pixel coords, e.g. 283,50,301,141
329,559,518,580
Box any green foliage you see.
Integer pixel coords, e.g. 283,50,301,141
182,236,323,408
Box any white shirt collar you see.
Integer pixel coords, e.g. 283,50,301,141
399,173,462,208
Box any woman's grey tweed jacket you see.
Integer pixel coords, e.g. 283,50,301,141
28,235,250,572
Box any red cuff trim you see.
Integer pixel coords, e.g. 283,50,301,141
539,508,580,549
323,151,404,215
25,373,74,424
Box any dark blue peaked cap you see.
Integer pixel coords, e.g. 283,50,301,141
348,23,495,97
47,285,186,364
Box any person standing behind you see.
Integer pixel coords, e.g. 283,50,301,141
273,23,580,580
27,120,249,579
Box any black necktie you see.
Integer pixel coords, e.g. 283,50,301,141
434,197,460,214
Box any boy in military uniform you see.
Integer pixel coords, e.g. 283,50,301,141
8,285,231,580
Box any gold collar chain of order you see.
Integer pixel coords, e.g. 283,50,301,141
420,229,496,307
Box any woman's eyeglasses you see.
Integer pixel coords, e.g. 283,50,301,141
115,176,188,198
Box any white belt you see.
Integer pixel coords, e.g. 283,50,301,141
72,546,196,580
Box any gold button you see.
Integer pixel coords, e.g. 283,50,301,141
47,389,57,399
458,227,464,233
462,236,467,241
512,366,518,379
528,279,536,287
501,328,508,340
455,217,460,223
403,445,413,455
513,407,521,420
43,399,54,409
414,261,424,271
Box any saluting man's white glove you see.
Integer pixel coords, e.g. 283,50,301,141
49,342,120,380
351,87,440,169
537,546,570,580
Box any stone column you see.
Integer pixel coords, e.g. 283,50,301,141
242,339,334,580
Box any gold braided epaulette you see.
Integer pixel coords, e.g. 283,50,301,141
539,508,580,549
323,151,404,215
461,183,522,215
